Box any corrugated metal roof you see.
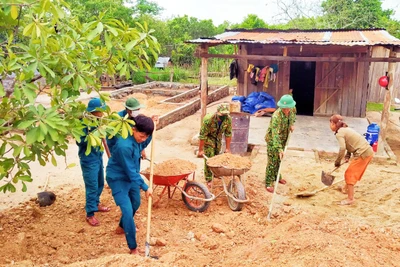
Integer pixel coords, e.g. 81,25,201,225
187,29,400,47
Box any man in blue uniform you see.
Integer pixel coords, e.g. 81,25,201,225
77,98,110,227
107,97,152,159
106,115,154,255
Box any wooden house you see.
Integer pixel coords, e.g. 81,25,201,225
187,28,400,118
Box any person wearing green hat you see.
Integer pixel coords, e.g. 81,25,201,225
198,103,233,186
120,97,143,119
264,94,296,193
77,98,111,226
107,97,153,158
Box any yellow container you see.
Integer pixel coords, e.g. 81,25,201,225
230,101,241,113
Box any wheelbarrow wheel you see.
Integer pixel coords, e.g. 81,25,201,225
182,181,211,212
227,178,246,211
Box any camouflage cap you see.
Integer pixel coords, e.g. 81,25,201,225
217,103,230,114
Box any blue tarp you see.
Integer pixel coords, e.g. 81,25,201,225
232,92,276,114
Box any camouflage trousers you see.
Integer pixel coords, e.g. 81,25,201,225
203,145,219,182
265,144,282,187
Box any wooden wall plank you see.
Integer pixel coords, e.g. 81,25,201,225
354,59,364,117
313,61,323,114
361,61,370,117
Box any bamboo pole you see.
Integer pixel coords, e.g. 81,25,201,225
200,44,208,123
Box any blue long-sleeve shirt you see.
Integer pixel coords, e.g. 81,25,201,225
106,134,150,191
106,110,152,154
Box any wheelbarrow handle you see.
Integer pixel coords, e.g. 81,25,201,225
143,157,158,165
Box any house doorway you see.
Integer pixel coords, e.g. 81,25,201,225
289,61,316,116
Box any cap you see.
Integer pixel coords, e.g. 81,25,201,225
125,98,143,111
86,98,106,112
277,94,296,108
217,103,230,114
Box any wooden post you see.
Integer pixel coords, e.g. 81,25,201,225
377,48,396,155
200,44,208,122
243,45,248,96
238,44,248,96
169,68,174,82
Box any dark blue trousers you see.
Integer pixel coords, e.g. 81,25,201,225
81,159,104,217
106,178,141,249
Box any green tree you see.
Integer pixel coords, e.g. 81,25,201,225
321,0,394,28
64,0,135,25
233,14,268,29
0,0,159,193
132,0,164,16
167,15,218,66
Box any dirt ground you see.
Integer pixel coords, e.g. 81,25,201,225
0,106,399,266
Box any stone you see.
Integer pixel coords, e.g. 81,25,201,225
212,223,226,233
203,240,219,250
190,134,200,146
149,237,157,246
156,238,167,246
226,231,235,239
187,231,195,240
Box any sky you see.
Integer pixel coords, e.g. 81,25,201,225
152,0,400,26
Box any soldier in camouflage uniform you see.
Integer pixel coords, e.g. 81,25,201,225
198,104,232,185
264,95,296,193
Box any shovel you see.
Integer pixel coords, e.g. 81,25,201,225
267,133,291,221
37,175,56,207
296,178,344,197
321,163,345,186
145,124,159,260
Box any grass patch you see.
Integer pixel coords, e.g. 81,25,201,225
367,102,399,112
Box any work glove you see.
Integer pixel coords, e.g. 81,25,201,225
334,161,341,167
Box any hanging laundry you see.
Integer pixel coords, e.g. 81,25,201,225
263,70,271,89
259,66,269,82
229,59,239,80
250,68,258,85
254,67,261,82
270,63,279,73
247,64,254,73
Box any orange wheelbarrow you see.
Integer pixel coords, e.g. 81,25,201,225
141,172,215,212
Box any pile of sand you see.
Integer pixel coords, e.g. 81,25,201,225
207,153,252,169
143,159,197,176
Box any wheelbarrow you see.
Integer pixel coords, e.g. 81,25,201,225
141,171,215,212
204,156,250,211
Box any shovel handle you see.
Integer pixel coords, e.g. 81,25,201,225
328,162,346,174
102,139,111,158
316,178,345,193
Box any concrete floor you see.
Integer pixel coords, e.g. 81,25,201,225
248,115,369,153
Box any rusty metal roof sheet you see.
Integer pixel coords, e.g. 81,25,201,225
187,29,400,46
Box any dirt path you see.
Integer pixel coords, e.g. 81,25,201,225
0,109,399,266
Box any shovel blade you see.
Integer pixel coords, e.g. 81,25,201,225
295,191,316,197
321,171,335,186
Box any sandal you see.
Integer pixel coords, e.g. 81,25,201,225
279,179,287,185
86,216,100,226
266,186,274,193
116,226,124,235
336,199,354,205
116,226,139,234
97,204,111,212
